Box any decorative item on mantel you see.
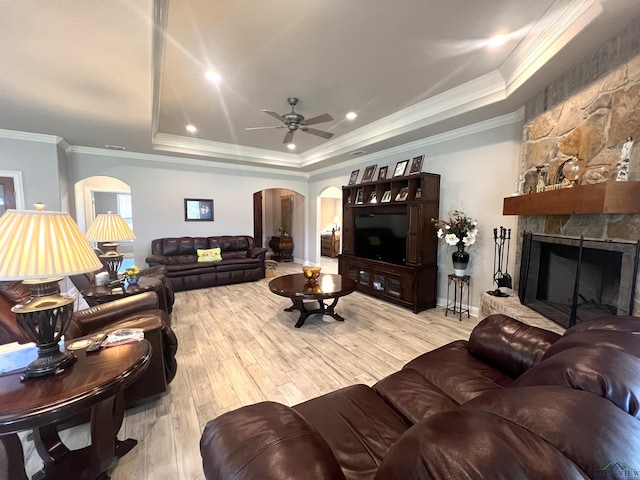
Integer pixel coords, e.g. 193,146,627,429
432,210,478,276
615,136,634,182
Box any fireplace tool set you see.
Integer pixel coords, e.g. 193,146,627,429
488,226,512,297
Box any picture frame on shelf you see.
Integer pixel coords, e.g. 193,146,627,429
395,187,409,202
355,189,364,204
367,191,377,203
415,187,422,199
348,169,360,185
185,198,214,221
409,155,424,175
377,166,389,180
362,165,377,182
381,190,392,203
393,159,409,177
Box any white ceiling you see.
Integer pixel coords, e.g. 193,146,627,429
1,0,639,172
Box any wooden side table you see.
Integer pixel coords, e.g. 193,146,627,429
268,236,294,262
81,275,166,310
0,340,151,480
446,274,470,321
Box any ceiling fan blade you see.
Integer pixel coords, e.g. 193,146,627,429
245,126,285,131
262,110,286,123
300,127,334,139
301,113,333,126
283,130,295,144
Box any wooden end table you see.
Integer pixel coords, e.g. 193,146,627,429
269,273,356,328
0,340,151,480
81,276,166,311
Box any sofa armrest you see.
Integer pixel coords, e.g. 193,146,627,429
247,246,268,259
468,314,561,377
146,255,168,266
71,291,160,336
200,401,345,480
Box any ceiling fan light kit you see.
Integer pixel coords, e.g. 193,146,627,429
246,97,334,145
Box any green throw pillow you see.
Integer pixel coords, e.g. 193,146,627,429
197,247,222,263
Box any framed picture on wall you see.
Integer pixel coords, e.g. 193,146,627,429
185,198,214,221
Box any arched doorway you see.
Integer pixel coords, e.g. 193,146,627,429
74,176,134,264
317,186,342,269
253,188,305,262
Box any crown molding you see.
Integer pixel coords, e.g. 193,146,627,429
500,0,602,96
69,145,309,179
153,133,300,168
0,128,61,144
309,108,524,178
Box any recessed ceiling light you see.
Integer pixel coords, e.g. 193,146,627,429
488,34,507,48
349,150,366,156
287,143,296,151
186,124,197,133
346,111,358,120
205,70,222,83
105,144,126,151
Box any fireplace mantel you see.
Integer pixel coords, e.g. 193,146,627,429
503,181,640,216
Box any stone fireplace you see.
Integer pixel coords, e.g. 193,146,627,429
508,25,640,324
518,232,638,328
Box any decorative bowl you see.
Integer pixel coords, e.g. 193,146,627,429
302,266,321,282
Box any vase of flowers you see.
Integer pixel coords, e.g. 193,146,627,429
432,210,478,276
123,265,140,285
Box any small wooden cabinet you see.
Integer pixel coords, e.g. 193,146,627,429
339,172,440,313
320,230,340,257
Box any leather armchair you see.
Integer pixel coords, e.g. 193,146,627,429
70,263,175,314
0,282,177,407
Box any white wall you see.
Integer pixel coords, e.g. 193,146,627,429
3,113,523,314
0,134,65,211
66,151,309,267
309,115,523,313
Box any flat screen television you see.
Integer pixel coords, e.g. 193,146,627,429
354,213,408,265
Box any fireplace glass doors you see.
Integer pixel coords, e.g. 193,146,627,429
519,233,638,328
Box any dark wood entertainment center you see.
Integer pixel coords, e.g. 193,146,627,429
338,172,440,313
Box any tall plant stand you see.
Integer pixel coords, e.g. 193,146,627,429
446,274,470,321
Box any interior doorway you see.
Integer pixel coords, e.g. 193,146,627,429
74,176,134,262
318,186,342,258
253,188,305,262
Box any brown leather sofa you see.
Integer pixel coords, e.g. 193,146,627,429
0,282,178,408
200,314,640,479
146,235,268,292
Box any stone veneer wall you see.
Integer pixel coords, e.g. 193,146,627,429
514,18,640,317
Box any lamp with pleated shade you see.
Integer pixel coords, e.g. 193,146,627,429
0,203,103,378
85,212,136,280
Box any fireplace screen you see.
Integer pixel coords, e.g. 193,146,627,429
519,233,638,328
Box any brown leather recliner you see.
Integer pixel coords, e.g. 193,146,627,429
70,261,176,314
200,314,640,479
146,235,268,291
0,282,178,408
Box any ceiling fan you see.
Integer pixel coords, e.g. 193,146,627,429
245,97,334,144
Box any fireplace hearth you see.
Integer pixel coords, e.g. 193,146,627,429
518,233,639,328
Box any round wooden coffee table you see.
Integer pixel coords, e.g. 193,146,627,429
0,340,151,480
269,273,356,328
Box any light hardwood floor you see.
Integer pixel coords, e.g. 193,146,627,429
22,259,562,479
